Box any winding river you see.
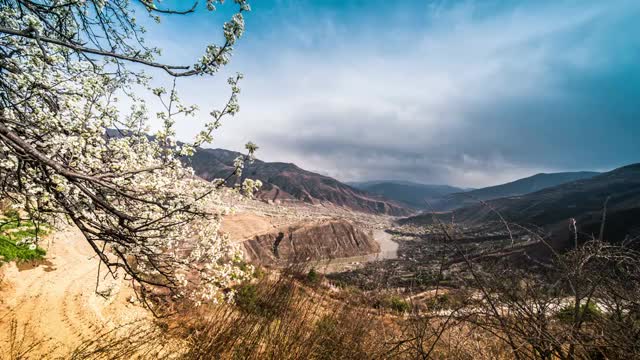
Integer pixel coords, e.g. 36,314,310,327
372,229,398,260
315,229,399,273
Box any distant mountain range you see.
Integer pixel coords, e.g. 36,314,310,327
104,129,615,224
189,148,414,216
433,171,601,211
347,181,466,209
348,172,600,211
190,147,603,219
400,164,640,248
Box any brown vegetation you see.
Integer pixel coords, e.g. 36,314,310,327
2,199,639,359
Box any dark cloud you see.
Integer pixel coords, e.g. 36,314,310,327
147,0,640,187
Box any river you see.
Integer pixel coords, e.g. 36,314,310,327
314,229,399,273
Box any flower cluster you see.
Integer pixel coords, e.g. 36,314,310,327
0,0,256,305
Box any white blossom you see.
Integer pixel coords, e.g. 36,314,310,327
0,0,256,306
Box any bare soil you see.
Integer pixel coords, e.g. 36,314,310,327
0,227,150,357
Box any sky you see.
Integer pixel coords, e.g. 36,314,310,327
134,0,640,188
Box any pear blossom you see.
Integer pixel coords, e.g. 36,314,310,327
0,0,256,306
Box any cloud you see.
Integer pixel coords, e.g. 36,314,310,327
137,0,640,187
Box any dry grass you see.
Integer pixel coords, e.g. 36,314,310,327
170,270,392,360
5,262,638,360
33,265,495,359
3,203,639,359
0,316,54,360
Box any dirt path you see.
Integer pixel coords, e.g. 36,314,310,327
0,227,150,357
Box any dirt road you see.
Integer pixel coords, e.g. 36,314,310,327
0,227,149,357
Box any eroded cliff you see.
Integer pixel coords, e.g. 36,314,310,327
242,220,380,266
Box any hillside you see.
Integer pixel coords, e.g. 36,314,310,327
400,164,640,248
190,148,414,216
434,171,600,210
242,219,380,266
103,130,413,216
348,181,465,209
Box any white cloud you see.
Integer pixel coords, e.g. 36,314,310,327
131,0,640,187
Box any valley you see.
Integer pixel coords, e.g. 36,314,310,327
216,159,640,291
1,160,639,359
2,0,639,357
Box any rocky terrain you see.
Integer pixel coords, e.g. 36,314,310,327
0,193,393,356
218,188,394,265
242,220,380,266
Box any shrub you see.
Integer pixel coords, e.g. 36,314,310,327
557,301,602,323
234,283,260,314
424,290,469,311
233,280,294,319
389,296,411,313
425,293,451,311
374,294,411,313
306,268,321,284
0,214,47,263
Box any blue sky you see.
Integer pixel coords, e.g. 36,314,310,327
135,0,640,187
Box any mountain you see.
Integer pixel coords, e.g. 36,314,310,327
400,164,640,248
348,181,465,209
434,171,600,211
189,148,414,216
103,130,413,216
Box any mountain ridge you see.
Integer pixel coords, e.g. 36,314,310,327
189,147,415,216
104,129,414,216
348,180,466,209
433,171,601,210
400,163,640,248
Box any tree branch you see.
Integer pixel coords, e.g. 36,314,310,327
0,26,191,76
138,0,199,15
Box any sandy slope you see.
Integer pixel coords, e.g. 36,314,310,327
0,227,150,357
221,212,281,241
